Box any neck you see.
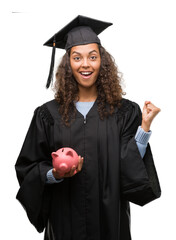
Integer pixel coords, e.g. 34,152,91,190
78,86,97,102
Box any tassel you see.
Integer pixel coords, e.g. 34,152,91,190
46,36,56,88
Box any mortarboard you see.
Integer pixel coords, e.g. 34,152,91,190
44,15,112,88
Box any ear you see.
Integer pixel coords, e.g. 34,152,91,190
51,152,58,158
66,151,73,157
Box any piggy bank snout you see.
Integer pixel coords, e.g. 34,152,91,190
59,163,68,171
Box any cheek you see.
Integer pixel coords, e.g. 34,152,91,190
70,65,78,78
70,63,80,81
70,61,80,73
70,60,74,71
94,61,101,74
95,58,101,68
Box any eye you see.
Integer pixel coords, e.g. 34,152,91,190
73,56,81,61
90,56,97,60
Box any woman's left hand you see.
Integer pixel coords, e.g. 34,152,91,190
141,101,161,132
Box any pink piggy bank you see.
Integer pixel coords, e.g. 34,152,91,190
52,147,79,175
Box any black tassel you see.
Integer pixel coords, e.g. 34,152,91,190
46,36,56,88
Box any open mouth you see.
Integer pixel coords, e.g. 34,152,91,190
80,71,93,77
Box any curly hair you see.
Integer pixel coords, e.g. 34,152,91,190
54,45,125,126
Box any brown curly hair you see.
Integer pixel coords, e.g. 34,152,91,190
54,45,125,126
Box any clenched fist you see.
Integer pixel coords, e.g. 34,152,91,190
141,101,161,132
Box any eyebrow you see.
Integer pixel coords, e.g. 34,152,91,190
71,50,99,55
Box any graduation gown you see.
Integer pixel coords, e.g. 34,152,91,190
15,98,161,240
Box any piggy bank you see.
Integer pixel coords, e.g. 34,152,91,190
52,147,79,175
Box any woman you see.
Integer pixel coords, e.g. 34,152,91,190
15,15,161,240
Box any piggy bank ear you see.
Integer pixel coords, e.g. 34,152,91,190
51,152,58,159
66,151,73,157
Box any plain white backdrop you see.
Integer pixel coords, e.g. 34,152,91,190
1,0,176,239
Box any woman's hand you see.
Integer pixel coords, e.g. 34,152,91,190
52,156,84,180
141,101,161,132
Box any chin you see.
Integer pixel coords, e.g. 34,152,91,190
80,84,95,89
79,80,97,88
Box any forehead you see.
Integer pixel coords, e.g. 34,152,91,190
70,43,100,54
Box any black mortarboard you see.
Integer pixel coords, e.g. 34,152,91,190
44,15,112,88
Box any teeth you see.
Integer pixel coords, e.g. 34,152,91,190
80,72,92,75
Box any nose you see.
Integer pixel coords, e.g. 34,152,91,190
82,58,90,68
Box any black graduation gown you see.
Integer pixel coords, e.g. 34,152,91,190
15,98,161,240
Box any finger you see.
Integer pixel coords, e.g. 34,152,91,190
77,157,81,172
77,157,84,172
145,101,151,106
143,101,150,112
145,104,161,123
146,102,158,115
63,172,69,178
59,172,65,178
53,168,63,179
146,103,161,113
78,155,82,163
150,103,161,113
52,168,58,178
70,165,76,176
75,156,81,173
143,103,149,115
146,102,154,109
80,157,84,168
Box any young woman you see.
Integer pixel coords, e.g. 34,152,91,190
15,15,161,240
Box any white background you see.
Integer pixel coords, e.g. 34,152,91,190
1,0,176,239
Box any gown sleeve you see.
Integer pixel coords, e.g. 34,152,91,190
119,99,161,206
15,105,54,232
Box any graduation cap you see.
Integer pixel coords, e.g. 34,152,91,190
44,15,112,88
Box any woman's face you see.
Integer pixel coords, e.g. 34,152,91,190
70,43,101,90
